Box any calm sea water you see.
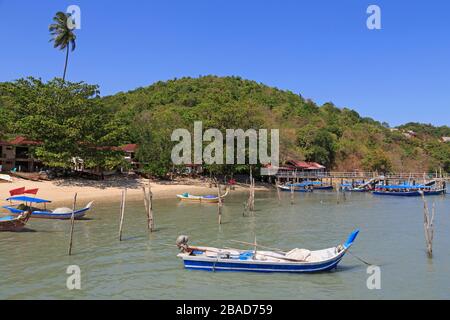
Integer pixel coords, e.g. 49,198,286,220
0,191,449,300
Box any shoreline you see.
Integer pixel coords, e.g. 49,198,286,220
0,177,272,208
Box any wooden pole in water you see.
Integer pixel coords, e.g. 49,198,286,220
245,167,255,213
119,188,127,241
276,178,281,204
249,168,254,211
68,193,77,256
148,182,154,232
336,181,340,204
290,183,294,205
251,177,255,212
420,192,435,257
142,186,149,218
217,183,223,224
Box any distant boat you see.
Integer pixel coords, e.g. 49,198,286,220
0,211,31,232
176,230,359,273
3,196,94,220
309,181,333,190
373,185,446,197
278,182,313,193
177,189,229,203
341,183,368,192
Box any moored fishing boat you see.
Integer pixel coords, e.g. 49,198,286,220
3,196,94,219
278,182,313,193
177,189,229,203
341,183,369,192
0,210,32,232
176,230,359,273
372,185,446,197
309,181,333,190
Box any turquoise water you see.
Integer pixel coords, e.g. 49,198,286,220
0,191,449,299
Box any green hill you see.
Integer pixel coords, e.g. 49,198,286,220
103,76,450,174
1,76,449,176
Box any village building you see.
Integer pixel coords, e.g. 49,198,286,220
0,136,43,172
284,160,326,173
120,144,143,172
263,160,326,178
0,136,143,175
441,137,450,143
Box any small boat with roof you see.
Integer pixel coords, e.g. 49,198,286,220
373,184,446,197
3,196,94,220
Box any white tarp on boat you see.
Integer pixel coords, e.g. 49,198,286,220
286,248,311,261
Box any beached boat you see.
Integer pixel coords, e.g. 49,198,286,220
0,211,32,232
372,185,446,197
278,182,313,193
3,196,94,220
177,189,229,203
176,230,359,273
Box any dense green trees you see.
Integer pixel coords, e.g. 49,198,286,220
1,75,448,176
362,150,393,173
0,78,124,170
98,76,450,176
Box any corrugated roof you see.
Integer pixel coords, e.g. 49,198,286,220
120,144,138,152
7,136,42,146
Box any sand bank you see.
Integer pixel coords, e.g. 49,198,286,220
0,176,270,207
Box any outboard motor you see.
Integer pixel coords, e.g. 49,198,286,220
176,235,190,252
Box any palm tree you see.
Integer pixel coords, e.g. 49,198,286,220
49,12,77,81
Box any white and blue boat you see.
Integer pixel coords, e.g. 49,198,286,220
309,181,333,190
278,182,313,193
177,230,359,273
373,185,446,197
3,196,94,220
341,182,368,192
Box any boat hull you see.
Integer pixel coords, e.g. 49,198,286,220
180,252,346,273
0,212,31,232
6,207,90,220
373,189,446,197
313,185,333,191
177,195,220,203
343,188,367,192
278,186,313,193
0,219,27,232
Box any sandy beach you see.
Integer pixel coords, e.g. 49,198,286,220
0,176,270,208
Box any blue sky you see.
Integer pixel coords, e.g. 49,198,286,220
0,0,449,126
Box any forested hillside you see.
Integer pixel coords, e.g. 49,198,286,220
1,76,449,176
102,76,450,174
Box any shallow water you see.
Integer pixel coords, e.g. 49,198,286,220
0,191,449,300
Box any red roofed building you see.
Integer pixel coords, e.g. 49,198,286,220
0,136,43,172
284,159,326,172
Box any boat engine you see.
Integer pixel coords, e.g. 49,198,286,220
176,235,190,252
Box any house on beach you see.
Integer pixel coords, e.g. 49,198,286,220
0,136,43,172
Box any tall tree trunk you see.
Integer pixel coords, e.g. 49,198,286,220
63,45,69,81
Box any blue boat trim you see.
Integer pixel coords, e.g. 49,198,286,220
373,189,446,197
3,201,94,220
